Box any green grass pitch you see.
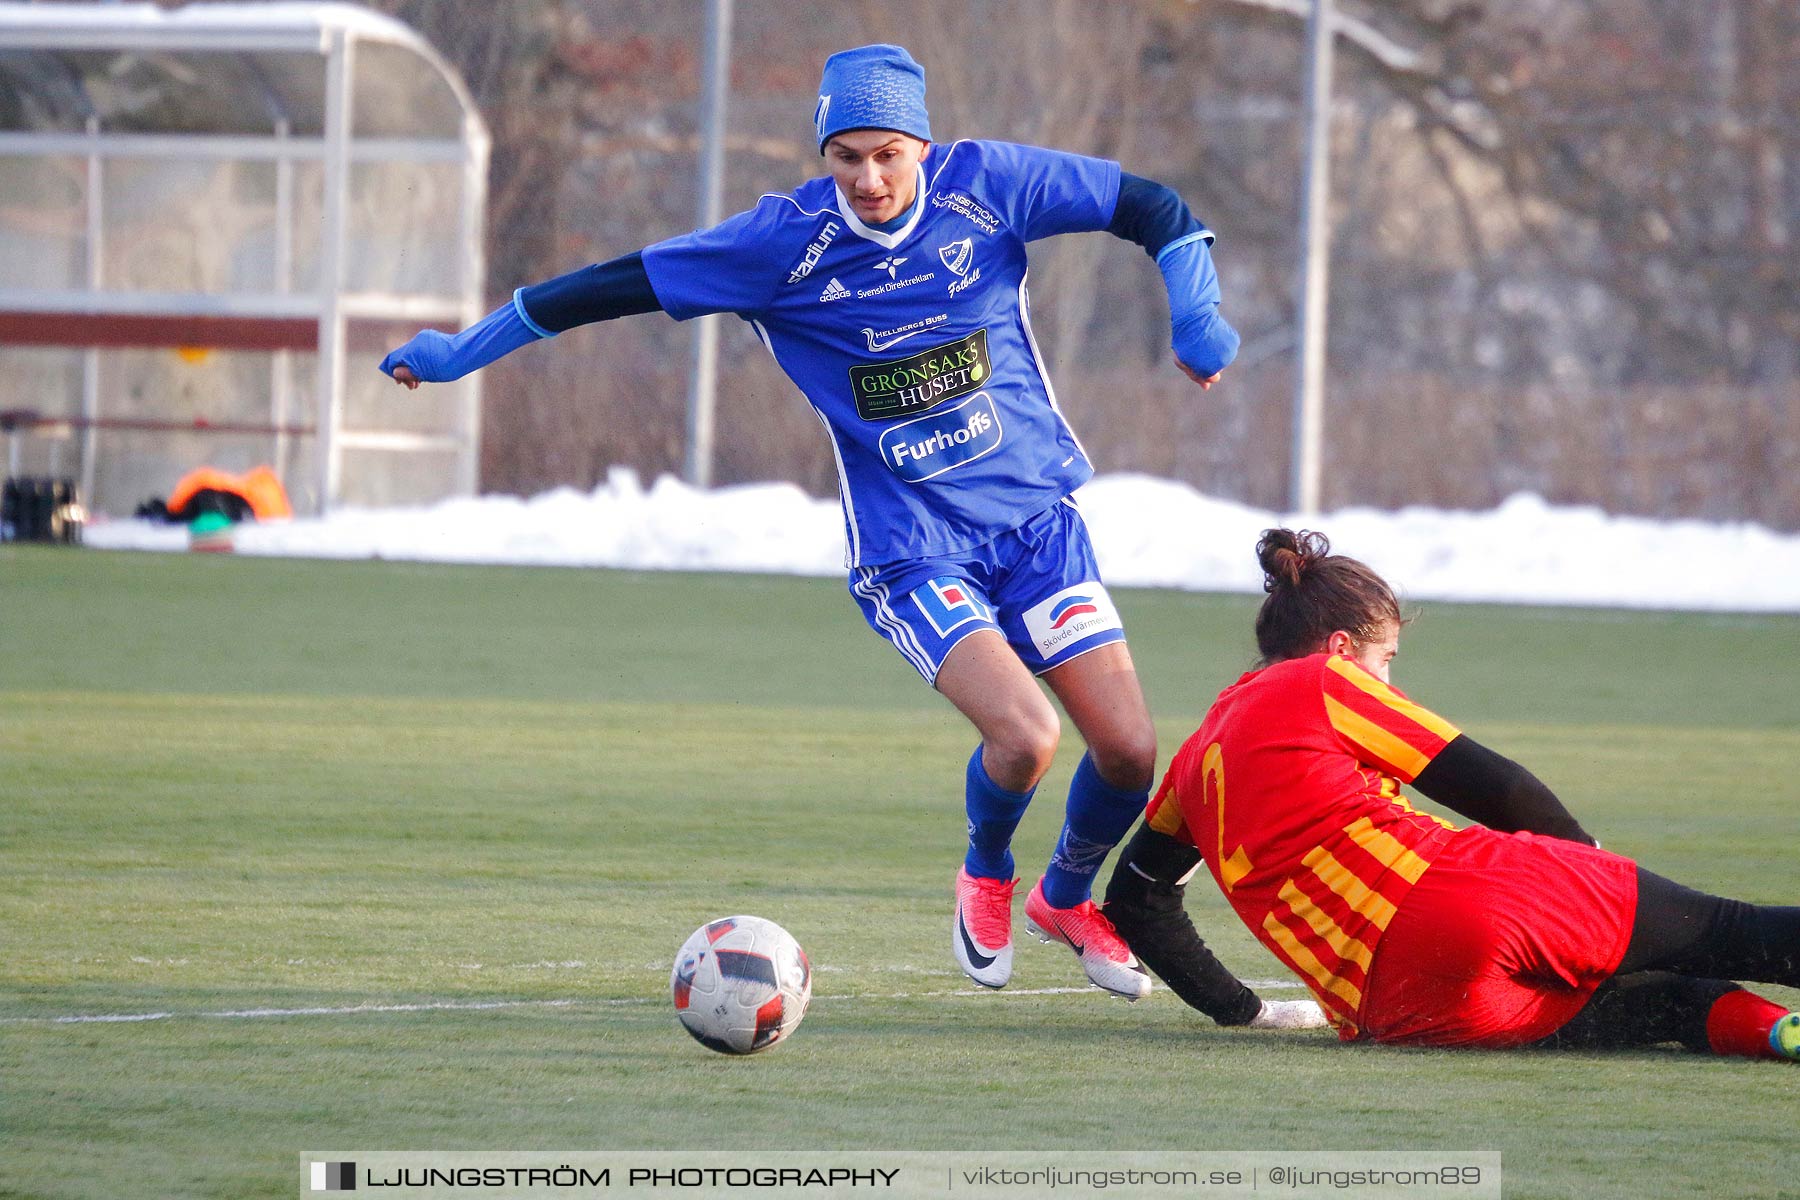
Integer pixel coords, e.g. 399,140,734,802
3,545,1797,1199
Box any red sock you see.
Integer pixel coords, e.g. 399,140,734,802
1705,989,1789,1058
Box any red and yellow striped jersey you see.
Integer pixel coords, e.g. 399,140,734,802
1152,653,1463,1036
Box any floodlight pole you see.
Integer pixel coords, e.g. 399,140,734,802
80,113,101,508
1289,0,1336,516
684,0,733,489
316,26,352,515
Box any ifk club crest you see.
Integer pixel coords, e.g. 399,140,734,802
938,238,974,277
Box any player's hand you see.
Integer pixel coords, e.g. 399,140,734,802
1245,999,1329,1030
1179,362,1223,391
1170,307,1239,388
380,329,454,387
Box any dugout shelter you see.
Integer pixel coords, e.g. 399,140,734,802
0,2,489,516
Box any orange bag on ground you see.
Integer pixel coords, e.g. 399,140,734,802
165,465,292,521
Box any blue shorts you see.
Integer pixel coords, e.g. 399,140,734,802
848,498,1128,685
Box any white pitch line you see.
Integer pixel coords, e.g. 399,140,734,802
0,980,1304,1026
0,998,613,1025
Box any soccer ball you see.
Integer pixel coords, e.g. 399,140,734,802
670,915,812,1055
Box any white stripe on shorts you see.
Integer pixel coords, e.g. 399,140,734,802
853,566,937,682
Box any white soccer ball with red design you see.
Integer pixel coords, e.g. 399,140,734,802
670,915,811,1055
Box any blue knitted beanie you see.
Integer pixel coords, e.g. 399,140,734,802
814,44,931,153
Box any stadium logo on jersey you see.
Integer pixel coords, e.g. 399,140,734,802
850,329,991,421
910,576,994,638
1022,583,1122,659
931,191,1001,235
878,392,1003,482
819,277,851,303
786,220,842,284
862,313,948,352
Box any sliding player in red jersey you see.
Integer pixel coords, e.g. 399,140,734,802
1101,528,1800,1058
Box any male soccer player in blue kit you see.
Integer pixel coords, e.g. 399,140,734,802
386,45,1321,1027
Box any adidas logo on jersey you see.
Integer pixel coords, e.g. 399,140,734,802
818,277,851,303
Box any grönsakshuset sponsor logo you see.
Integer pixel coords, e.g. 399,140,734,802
848,329,990,422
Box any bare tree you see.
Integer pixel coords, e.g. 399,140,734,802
375,0,1799,528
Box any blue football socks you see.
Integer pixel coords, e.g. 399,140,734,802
963,745,1035,880
1042,752,1150,909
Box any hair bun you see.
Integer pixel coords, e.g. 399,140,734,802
1256,527,1331,593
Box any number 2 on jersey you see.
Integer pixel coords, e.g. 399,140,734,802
1200,742,1253,891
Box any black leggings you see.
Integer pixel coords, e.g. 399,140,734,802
1532,867,1800,1051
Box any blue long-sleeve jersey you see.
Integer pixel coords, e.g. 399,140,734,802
642,139,1219,567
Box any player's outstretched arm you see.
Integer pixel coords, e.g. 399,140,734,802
381,252,664,388
1103,821,1326,1029
382,301,543,388
1412,735,1598,846
1105,172,1241,389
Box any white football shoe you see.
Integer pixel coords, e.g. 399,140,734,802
954,867,1017,989
1023,879,1152,1001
